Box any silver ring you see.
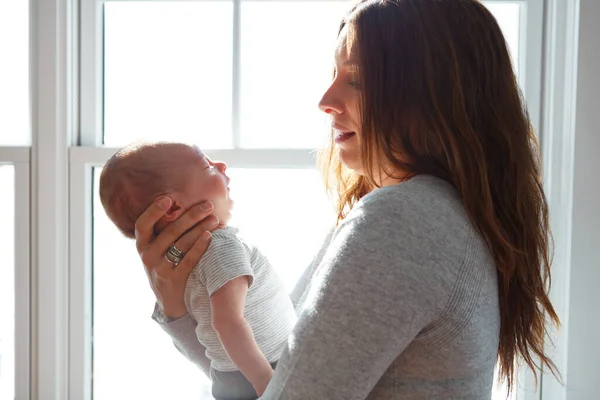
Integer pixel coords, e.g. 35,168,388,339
164,243,185,266
168,243,185,258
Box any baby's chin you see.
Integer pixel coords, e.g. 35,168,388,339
214,200,234,227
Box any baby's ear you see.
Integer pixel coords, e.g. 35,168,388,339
155,195,185,222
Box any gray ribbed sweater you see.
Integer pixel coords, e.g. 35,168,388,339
155,175,501,399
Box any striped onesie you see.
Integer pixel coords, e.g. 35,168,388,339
183,226,296,399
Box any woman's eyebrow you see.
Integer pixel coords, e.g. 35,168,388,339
341,59,359,72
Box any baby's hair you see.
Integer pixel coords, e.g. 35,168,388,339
99,141,194,239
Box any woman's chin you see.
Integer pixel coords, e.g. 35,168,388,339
339,151,363,174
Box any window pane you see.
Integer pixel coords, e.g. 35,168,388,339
484,2,521,80
492,366,515,400
0,166,15,399
92,167,332,399
103,2,233,148
226,168,334,290
483,5,521,397
0,3,30,146
239,2,522,149
239,2,348,149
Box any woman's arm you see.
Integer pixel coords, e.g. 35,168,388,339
152,304,212,376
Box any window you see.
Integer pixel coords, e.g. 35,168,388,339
0,166,15,400
93,163,213,399
0,155,30,400
238,2,346,148
103,2,234,148
0,1,30,146
100,1,346,148
68,1,544,399
0,1,31,398
486,2,521,80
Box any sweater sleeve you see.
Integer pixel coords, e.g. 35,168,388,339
261,188,460,399
152,304,212,377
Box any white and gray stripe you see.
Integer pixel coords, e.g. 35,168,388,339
184,226,296,372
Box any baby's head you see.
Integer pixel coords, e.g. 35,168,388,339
99,141,232,239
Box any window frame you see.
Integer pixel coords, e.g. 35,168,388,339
64,0,548,399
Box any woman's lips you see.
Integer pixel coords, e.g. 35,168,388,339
334,131,356,144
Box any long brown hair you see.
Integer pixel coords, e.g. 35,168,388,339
318,0,560,391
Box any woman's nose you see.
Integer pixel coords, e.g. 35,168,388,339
318,84,343,115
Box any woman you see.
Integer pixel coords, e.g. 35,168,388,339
134,0,559,398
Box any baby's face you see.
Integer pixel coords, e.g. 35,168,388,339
175,146,233,226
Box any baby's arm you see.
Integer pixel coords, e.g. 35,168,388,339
211,276,274,396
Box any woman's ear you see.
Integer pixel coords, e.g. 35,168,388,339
155,195,185,222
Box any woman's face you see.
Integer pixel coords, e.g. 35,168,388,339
318,25,363,173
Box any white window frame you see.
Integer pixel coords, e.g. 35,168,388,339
27,0,564,398
29,0,74,397
538,0,582,399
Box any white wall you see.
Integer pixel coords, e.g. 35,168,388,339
565,0,600,398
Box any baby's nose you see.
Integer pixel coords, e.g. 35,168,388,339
215,161,227,174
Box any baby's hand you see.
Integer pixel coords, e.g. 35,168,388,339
253,367,274,396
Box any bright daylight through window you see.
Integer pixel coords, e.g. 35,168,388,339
0,166,15,400
0,1,30,146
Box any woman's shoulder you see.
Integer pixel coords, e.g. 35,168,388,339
344,174,483,268
359,174,467,224
336,175,473,252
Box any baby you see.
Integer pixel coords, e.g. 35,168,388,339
99,141,296,399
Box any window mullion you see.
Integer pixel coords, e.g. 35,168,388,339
14,160,31,400
31,0,72,396
68,153,94,400
522,0,544,136
232,0,242,149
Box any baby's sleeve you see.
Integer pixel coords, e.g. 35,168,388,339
194,233,254,297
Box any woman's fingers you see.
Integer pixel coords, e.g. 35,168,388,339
134,196,172,252
175,231,213,279
141,201,215,265
172,215,219,253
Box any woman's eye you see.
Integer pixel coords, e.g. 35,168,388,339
348,81,361,89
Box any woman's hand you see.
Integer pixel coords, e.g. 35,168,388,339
135,197,219,319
